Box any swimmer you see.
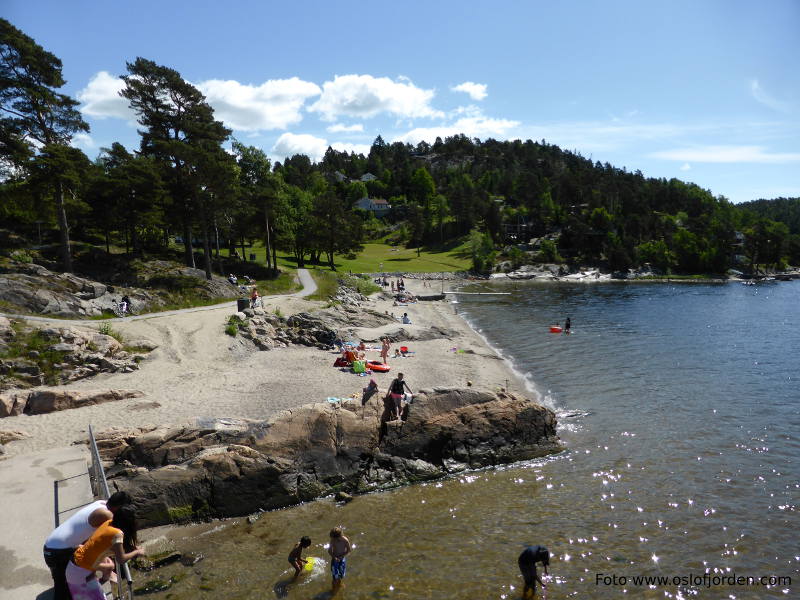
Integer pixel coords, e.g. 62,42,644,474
288,536,311,578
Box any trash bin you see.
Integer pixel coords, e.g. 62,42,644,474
236,298,249,312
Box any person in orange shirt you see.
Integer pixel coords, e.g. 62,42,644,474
65,506,144,600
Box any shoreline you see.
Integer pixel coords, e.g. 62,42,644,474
0,277,536,600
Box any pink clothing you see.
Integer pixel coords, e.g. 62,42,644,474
65,561,105,600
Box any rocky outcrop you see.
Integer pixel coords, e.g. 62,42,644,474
0,323,151,391
234,306,398,350
0,263,157,317
0,388,143,417
0,259,239,318
96,388,561,526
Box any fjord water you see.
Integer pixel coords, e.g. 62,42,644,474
147,281,798,599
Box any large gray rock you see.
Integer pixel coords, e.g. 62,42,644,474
0,389,143,417
99,389,561,526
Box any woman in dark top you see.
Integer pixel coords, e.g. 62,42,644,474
388,373,412,420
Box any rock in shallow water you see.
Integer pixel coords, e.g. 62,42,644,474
98,388,562,526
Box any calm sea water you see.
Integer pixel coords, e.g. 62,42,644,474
140,281,798,599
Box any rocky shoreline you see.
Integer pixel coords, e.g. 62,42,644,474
96,387,560,527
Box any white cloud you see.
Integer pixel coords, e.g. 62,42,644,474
650,145,800,164
272,133,329,161
330,141,371,155
197,77,320,131
750,79,790,113
680,162,691,171
70,132,96,149
327,123,364,133
451,81,488,101
79,71,321,132
77,71,134,120
309,74,443,121
393,115,520,145
271,133,370,161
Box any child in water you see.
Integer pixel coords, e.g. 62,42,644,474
288,536,311,578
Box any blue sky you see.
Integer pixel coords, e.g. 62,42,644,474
6,0,799,203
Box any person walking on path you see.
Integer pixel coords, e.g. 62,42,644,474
328,527,351,596
380,337,391,364
388,372,413,420
518,545,550,599
43,491,132,600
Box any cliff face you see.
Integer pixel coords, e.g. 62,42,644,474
97,388,561,527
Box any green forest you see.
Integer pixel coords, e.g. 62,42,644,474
2,18,798,279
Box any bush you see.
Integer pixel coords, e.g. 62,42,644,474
98,323,124,342
537,239,563,263
224,323,238,337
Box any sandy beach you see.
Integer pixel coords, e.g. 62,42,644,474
0,277,532,599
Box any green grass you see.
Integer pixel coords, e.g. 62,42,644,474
306,268,339,301
0,321,68,386
218,239,472,273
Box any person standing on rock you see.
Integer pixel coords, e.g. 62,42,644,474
43,491,132,600
328,527,351,596
388,372,413,420
518,544,550,599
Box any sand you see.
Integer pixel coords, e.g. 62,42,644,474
0,278,533,599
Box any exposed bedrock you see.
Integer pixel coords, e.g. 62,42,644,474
0,389,144,417
97,388,562,526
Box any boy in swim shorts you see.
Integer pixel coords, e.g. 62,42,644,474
328,527,351,595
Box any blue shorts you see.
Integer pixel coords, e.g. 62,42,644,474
331,557,347,579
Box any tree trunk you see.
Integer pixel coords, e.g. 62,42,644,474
201,220,213,280
214,219,224,275
264,207,272,270
183,220,193,267
55,181,72,272
271,225,278,275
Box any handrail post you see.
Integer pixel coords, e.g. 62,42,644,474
53,480,60,527
88,424,134,599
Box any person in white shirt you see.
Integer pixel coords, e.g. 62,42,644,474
43,491,132,600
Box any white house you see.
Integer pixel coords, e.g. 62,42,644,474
355,197,391,217
359,172,378,182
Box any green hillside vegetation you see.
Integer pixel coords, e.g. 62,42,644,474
2,18,798,284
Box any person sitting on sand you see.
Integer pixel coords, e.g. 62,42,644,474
402,313,412,324
357,341,366,353
288,536,311,579
328,527,351,595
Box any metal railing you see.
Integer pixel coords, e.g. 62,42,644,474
88,424,135,600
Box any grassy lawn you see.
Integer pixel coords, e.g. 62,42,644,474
220,240,471,273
